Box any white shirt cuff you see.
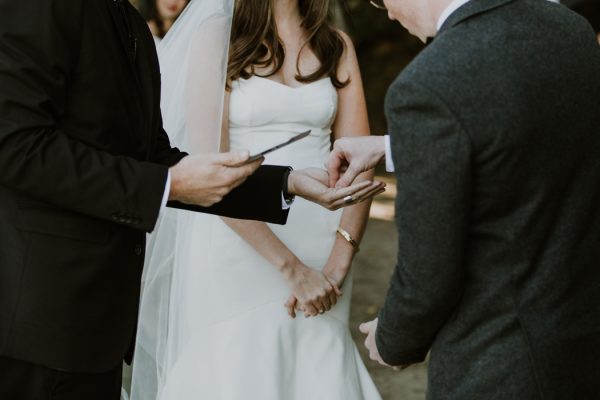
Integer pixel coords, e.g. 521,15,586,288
281,192,292,210
159,171,171,216
384,135,395,172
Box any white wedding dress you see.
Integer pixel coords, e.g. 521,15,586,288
152,75,381,400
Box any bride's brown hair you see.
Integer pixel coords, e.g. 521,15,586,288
227,0,349,88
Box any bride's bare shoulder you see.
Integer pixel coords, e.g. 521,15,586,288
335,29,361,82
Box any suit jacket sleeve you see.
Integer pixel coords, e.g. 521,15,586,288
151,112,290,225
0,0,169,232
376,80,472,365
168,165,291,225
0,2,289,232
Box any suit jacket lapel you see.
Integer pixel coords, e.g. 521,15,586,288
438,0,516,34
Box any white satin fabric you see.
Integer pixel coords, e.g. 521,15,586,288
155,76,381,400
130,0,381,397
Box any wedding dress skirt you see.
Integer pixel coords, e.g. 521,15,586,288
155,76,381,400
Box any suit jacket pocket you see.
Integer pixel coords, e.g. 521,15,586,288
16,207,111,244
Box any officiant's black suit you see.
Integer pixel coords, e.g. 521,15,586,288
0,0,290,392
377,0,600,399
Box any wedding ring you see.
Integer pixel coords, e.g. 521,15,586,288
343,195,354,204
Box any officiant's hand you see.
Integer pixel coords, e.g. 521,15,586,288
288,168,385,210
282,260,342,318
169,151,263,207
328,137,386,188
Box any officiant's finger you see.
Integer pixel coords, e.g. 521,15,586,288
227,158,264,188
218,150,250,166
230,157,264,178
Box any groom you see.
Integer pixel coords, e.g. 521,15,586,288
330,0,600,398
0,0,382,398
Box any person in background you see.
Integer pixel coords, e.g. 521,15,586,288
139,0,189,44
564,0,600,42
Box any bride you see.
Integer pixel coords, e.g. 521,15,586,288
131,0,382,399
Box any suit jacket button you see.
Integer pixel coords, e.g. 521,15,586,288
134,245,143,256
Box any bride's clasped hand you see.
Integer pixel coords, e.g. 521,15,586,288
282,259,343,318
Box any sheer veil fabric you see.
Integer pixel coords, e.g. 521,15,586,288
130,1,234,399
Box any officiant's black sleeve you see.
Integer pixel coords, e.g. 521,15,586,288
0,0,289,233
375,80,472,366
151,122,290,225
168,165,291,225
0,1,170,231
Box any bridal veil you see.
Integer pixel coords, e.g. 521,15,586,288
130,1,234,398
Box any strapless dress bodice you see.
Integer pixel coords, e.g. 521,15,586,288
154,73,381,400
228,75,338,170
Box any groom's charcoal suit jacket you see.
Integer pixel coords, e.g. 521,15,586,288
377,0,600,398
0,0,290,373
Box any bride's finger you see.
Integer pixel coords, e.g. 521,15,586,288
330,281,343,297
312,297,327,315
303,302,319,318
350,181,386,202
284,294,295,308
285,295,297,319
354,186,387,205
286,304,296,319
331,185,386,210
330,180,373,201
320,294,332,312
328,290,338,308
333,182,384,208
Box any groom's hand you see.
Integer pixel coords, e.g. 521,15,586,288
359,318,411,371
328,137,386,188
287,168,386,211
169,151,263,207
